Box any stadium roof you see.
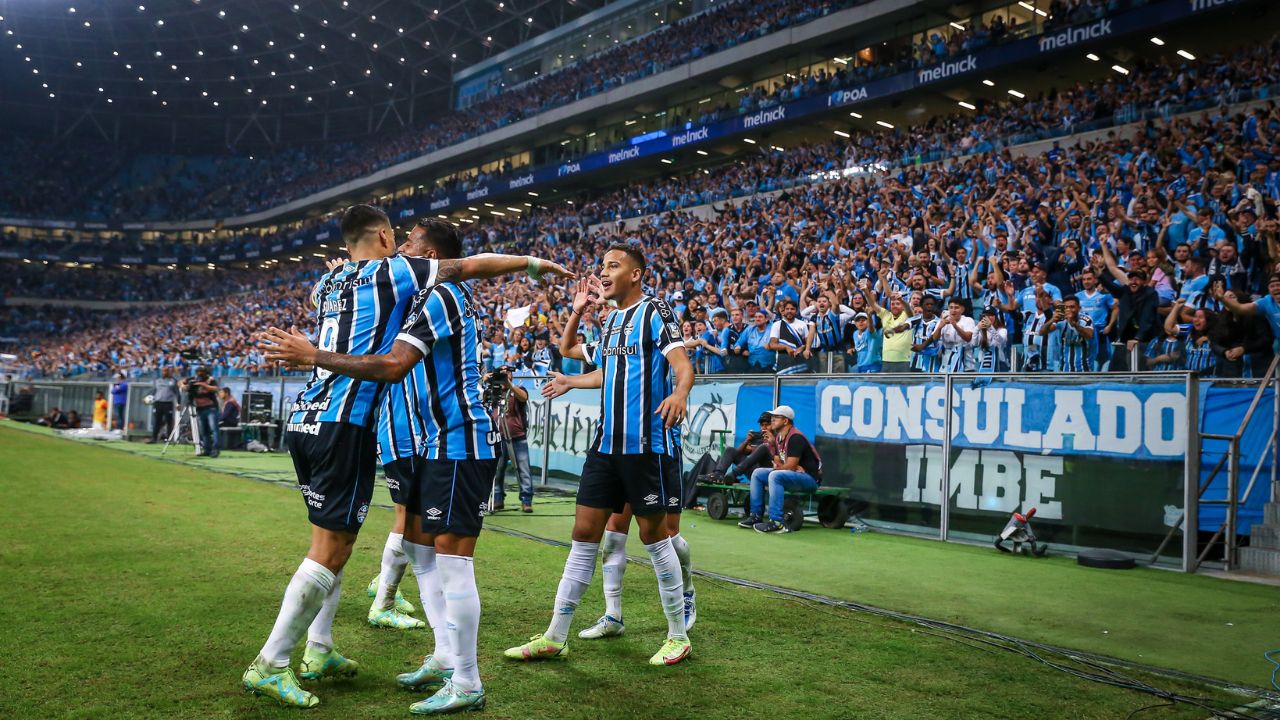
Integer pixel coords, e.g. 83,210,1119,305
0,0,610,148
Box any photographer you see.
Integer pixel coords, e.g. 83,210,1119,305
148,368,179,444
487,365,535,512
705,412,776,483
181,368,220,457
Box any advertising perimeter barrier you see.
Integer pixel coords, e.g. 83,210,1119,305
11,371,1277,572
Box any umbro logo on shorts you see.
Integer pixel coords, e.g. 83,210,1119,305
425,507,443,519
668,497,679,506
644,493,659,504
356,503,369,523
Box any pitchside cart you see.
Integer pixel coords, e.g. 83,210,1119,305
699,481,852,532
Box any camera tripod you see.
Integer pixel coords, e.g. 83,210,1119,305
160,404,201,457
482,381,519,516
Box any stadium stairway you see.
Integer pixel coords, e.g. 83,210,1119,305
1238,501,1280,576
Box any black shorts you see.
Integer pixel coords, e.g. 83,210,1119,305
383,456,419,508
577,450,683,517
285,422,376,535
416,458,499,538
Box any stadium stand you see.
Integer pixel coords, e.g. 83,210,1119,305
6,86,1278,379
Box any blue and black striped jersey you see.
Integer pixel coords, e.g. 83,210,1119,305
395,282,497,461
290,255,438,429
375,363,427,467
1056,314,1094,372
588,296,685,456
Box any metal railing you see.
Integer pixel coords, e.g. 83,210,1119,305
1151,354,1280,572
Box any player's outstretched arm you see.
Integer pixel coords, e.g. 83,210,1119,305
259,326,422,383
541,369,601,400
437,254,574,284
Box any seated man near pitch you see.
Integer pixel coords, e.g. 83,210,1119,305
738,405,823,534
705,412,776,483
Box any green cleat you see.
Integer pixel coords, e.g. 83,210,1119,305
369,607,426,630
502,634,568,661
299,646,359,681
409,678,486,715
367,574,417,614
648,637,692,666
397,655,455,690
242,656,319,709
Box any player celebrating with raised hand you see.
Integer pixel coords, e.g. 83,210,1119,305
539,275,697,642
505,245,696,667
245,205,571,711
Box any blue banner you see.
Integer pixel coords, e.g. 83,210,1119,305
816,380,1187,461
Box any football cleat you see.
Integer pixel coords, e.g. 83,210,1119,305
577,615,625,640
368,607,426,630
648,637,692,666
503,634,569,661
242,656,319,708
683,590,697,631
366,575,417,614
397,655,455,690
409,678,486,715
299,646,359,681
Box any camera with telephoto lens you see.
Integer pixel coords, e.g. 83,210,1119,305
482,366,513,407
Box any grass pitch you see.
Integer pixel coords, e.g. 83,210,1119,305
0,422,1271,719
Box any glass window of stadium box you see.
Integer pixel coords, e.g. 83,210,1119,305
778,372,943,537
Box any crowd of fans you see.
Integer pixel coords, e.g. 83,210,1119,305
1,0,1169,224
6,33,1280,380
0,0,857,222
2,262,321,303
4,270,320,378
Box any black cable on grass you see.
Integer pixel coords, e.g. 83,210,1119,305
1125,702,1178,719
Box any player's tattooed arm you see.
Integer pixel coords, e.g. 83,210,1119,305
436,254,575,284
259,326,422,383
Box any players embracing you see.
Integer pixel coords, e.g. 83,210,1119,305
253,205,571,714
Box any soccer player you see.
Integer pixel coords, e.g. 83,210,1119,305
245,205,570,710
505,245,696,666
539,278,697,642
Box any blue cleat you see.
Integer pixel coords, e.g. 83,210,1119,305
398,655,455,690
409,679,486,715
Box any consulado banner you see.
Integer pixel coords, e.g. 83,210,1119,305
521,377,1191,556
783,379,1187,555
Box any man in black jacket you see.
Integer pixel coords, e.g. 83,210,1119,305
1098,267,1159,372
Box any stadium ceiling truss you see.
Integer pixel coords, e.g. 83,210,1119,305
0,0,609,146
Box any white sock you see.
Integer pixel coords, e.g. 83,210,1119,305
438,554,482,691
374,531,409,610
545,540,598,643
644,538,687,641
670,533,693,593
404,540,452,662
306,570,343,653
600,530,628,620
260,558,335,667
